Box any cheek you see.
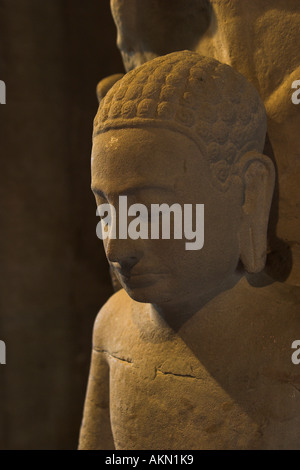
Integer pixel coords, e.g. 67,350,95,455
198,208,240,281
174,205,241,286
204,192,241,244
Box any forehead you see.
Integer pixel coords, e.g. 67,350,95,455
91,127,205,195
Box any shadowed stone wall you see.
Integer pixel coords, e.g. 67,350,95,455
0,0,123,449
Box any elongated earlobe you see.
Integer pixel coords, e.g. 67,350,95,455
238,152,275,273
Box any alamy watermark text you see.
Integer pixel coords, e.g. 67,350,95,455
96,196,204,251
0,340,6,365
0,80,6,104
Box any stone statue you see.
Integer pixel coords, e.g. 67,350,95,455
108,0,300,287
79,52,300,450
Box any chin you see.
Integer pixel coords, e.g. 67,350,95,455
124,284,174,305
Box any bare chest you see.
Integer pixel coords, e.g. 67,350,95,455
106,342,300,450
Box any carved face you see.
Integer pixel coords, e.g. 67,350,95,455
110,0,159,71
110,0,211,72
92,127,243,310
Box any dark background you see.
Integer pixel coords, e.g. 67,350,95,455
0,0,123,449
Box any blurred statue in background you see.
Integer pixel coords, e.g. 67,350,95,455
79,52,300,450
104,0,300,287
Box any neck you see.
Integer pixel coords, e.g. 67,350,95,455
285,244,300,286
152,272,242,330
266,243,300,287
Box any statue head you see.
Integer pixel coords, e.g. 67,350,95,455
91,51,274,312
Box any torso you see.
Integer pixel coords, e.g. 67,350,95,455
96,278,300,449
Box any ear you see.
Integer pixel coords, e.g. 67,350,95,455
237,151,275,273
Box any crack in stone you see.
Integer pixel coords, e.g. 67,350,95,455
93,347,133,365
155,367,200,380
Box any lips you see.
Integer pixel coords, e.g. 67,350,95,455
130,270,166,277
116,269,167,287
121,270,166,278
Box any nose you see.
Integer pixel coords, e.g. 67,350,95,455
105,237,143,275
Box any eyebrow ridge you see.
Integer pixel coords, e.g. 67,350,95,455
91,184,175,199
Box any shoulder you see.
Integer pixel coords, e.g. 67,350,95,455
243,277,300,343
92,288,135,351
